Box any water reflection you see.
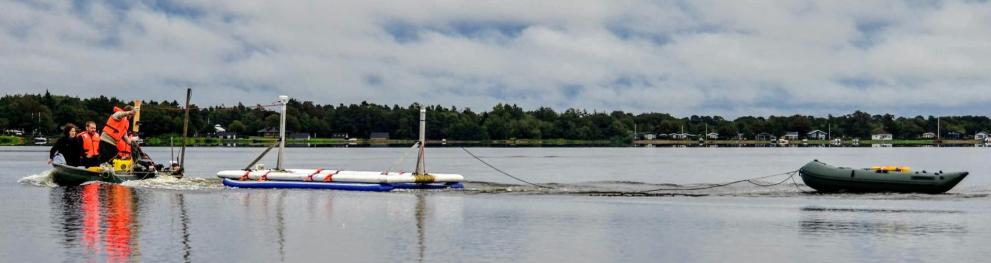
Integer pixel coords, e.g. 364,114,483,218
276,191,287,262
51,184,140,262
105,185,135,263
231,190,439,262
239,191,288,261
175,193,192,263
801,207,963,214
415,194,426,263
799,206,967,237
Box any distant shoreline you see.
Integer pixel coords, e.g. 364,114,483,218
5,135,985,147
633,139,984,146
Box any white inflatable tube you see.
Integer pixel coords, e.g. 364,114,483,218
217,169,464,184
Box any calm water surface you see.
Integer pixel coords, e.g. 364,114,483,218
3,146,990,262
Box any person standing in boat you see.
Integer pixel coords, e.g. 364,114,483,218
95,106,137,165
48,123,83,167
79,121,101,167
116,131,133,160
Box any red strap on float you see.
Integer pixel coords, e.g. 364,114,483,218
239,171,251,181
306,168,323,182
323,171,337,182
258,170,272,181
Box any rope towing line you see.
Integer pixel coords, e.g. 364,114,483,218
460,147,550,189
136,102,283,113
382,142,421,174
460,147,813,194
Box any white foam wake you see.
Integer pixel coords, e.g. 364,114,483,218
121,176,225,191
17,169,57,188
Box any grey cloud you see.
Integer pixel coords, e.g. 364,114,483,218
1,0,990,117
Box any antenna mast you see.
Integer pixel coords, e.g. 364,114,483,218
276,95,288,171
415,108,427,176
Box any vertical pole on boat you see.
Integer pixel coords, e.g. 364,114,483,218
180,88,191,168
276,95,288,171
415,108,427,176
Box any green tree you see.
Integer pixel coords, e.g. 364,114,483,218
228,120,246,133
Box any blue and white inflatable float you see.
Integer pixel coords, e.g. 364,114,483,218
217,96,465,192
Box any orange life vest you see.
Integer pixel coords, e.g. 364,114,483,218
102,107,130,142
117,138,132,159
80,131,100,157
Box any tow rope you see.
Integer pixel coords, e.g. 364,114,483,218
257,170,272,181
323,171,337,182
460,147,553,189
305,168,323,181
460,147,811,194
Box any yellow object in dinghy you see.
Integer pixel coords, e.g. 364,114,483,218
870,165,911,172
113,159,133,172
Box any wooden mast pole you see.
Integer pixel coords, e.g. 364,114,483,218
180,88,191,168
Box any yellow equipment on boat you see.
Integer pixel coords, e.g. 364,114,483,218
113,159,133,172
871,165,911,172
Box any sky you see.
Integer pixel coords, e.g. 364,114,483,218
2,0,990,117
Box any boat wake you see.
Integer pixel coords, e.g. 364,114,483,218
461,180,805,196
121,176,226,191
17,169,57,188
460,180,991,199
17,169,225,191
17,170,987,199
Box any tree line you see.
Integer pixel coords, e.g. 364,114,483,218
2,92,989,141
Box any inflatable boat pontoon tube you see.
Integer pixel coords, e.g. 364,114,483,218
217,169,464,184
222,178,395,191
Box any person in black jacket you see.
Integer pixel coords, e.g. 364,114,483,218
48,123,83,167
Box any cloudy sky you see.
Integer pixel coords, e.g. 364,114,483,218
2,0,990,117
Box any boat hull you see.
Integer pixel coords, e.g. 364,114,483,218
51,164,158,186
799,160,968,194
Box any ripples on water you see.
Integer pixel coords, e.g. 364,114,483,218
17,168,991,200
6,146,991,262
798,207,969,237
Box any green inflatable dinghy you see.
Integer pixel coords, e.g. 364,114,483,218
51,163,158,186
799,160,968,194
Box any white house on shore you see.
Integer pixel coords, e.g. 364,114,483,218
806,130,827,140
782,132,800,140
872,132,893,141
921,132,936,139
756,132,776,141
670,133,696,140
976,132,988,141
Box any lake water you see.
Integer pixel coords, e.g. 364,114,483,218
3,146,991,262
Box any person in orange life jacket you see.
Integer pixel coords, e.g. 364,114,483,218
79,121,101,166
95,106,136,164
117,132,133,160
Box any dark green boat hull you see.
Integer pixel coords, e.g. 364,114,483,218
799,160,968,194
51,164,158,186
